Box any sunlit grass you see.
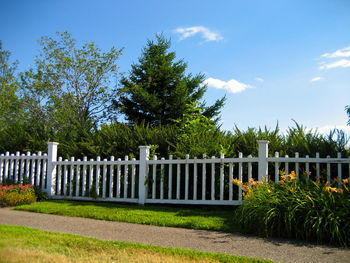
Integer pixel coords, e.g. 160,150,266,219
15,200,239,232
0,225,272,263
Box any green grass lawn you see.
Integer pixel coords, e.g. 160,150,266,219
15,200,240,232
0,224,272,263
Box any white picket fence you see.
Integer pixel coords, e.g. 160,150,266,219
0,151,48,187
1,141,350,205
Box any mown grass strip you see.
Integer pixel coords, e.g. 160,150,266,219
15,200,240,232
0,224,272,263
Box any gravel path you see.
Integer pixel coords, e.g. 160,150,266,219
0,208,349,263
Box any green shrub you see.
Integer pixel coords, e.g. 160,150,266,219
34,187,48,201
233,172,350,247
0,184,37,207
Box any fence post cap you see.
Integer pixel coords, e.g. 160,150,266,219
138,145,151,149
47,142,59,146
257,140,269,144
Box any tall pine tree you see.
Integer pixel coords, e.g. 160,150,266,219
116,34,225,126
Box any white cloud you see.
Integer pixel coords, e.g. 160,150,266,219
318,46,350,71
204,77,254,93
174,26,223,42
255,77,264,82
319,59,350,70
321,46,350,58
310,76,322,82
307,125,350,135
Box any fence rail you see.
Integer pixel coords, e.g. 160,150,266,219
1,140,350,206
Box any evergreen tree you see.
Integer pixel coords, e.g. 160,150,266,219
116,34,225,126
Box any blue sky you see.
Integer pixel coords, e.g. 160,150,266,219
1,0,350,134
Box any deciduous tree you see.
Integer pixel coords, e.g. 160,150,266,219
20,31,123,137
0,41,22,126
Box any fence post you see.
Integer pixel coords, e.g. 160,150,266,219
257,140,269,182
46,142,59,197
138,146,150,205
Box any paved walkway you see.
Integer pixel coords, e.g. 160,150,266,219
0,208,349,263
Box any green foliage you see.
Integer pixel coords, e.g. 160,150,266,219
346,105,350,126
34,187,48,201
86,185,98,199
0,41,22,126
0,184,37,207
233,172,350,247
230,123,349,158
0,192,36,207
19,31,123,138
170,103,222,157
116,34,225,126
93,122,178,158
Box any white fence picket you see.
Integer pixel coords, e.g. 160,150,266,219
305,155,310,181
124,156,129,198
338,152,342,187
152,155,157,199
131,158,136,198
9,154,14,181
35,152,42,186
109,156,114,198
89,159,93,193
274,152,279,182
69,157,74,196
116,158,121,198
102,160,107,198
160,157,165,200
57,157,62,194
295,152,299,178
168,155,173,200
238,152,243,202
14,152,19,182
82,157,87,197
193,157,197,201
202,154,206,200
229,162,233,201
176,162,180,200
185,154,189,200
327,155,331,184
285,155,289,176
248,155,252,184
211,156,215,200
63,161,68,196
219,153,224,201
25,152,30,183
4,152,9,182
96,157,101,196
75,159,80,197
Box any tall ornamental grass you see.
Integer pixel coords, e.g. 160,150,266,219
232,172,350,247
